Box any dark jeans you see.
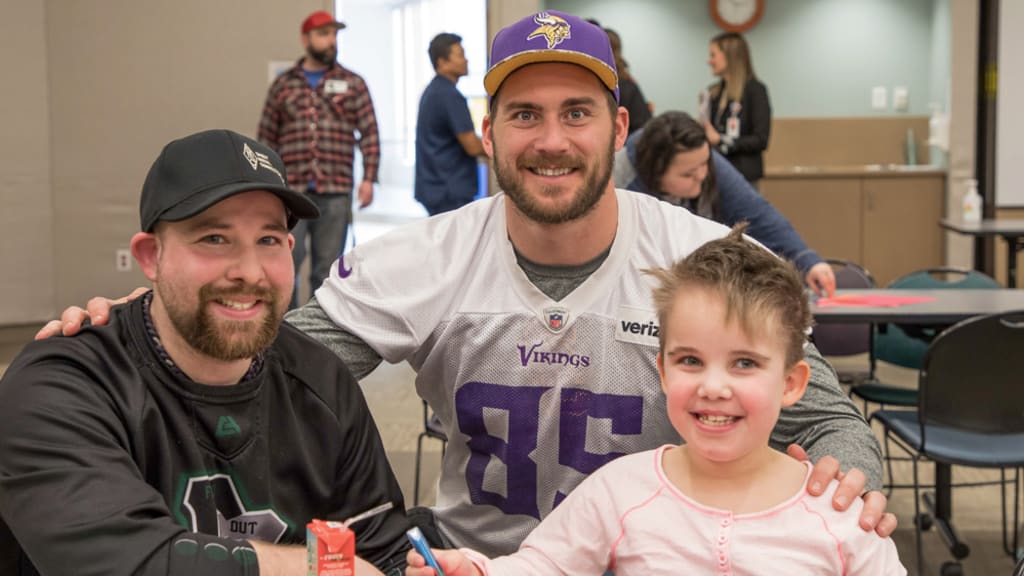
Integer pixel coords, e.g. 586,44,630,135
290,192,351,309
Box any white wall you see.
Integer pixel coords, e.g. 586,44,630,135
996,0,1024,206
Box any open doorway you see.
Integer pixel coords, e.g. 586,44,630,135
335,0,488,241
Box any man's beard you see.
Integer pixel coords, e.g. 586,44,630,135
307,45,337,66
493,137,615,225
158,282,283,362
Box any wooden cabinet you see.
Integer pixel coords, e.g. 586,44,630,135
761,173,945,286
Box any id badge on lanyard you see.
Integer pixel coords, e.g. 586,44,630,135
726,101,742,139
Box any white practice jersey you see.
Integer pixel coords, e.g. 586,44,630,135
317,190,734,555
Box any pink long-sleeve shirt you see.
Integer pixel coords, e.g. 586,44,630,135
465,446,904,575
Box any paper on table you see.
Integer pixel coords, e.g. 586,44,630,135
815,294,937,308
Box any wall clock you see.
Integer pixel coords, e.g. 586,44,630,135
710,0,765,32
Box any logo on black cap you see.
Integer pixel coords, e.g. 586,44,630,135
242,142,285,184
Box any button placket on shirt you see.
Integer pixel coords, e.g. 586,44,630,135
308,94,323,181
716,514,733,576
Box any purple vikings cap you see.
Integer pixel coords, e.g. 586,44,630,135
484,10,619,102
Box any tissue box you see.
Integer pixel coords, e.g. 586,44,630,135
307,519,354,576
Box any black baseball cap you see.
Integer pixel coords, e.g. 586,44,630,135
139,129,319,232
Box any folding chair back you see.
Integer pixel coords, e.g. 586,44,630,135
920,311,1024,435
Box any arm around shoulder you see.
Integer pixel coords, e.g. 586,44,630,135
771,344,884,490
284,296,384,380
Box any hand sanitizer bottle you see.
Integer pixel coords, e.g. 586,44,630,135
961,179,982,223
905,128,918,166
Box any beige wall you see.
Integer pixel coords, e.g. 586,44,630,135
765,117,931,168
0,0,327,325
944,0,980,270
488,0,539,34
0,0,54,323
47,0,329,313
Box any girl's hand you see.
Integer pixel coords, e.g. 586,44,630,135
406,547,482,576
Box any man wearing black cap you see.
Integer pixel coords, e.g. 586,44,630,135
0,130,408,575
259,10,380,309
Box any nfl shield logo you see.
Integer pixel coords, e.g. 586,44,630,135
543,307,569,333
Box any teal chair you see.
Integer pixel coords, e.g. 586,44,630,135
850,268,1001,494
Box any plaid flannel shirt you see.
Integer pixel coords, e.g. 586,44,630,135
258,58,380,195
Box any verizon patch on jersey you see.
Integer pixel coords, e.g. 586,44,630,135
307,519,354,576
616,305,660,347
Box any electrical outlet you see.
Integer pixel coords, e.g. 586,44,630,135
116,248,132,272
871,86,888,110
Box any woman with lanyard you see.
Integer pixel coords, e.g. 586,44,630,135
703,32,771,189
613,110,835,297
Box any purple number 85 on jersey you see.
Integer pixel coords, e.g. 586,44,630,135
456,381,643,518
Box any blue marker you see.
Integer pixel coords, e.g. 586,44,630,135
406,527,445,576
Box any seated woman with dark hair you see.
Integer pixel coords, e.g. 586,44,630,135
613,110,835,297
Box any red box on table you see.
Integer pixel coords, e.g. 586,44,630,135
307,519,354,576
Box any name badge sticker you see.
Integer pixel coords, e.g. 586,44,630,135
325,79,349,94
616,306,660,347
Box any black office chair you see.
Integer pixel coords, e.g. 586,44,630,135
871,311,1024,576
812,259,877,385
413,401,447,506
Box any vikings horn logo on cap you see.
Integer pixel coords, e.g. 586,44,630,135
483,9,619,102
527,11,572,49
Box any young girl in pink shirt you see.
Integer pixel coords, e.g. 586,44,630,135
407,225,905,575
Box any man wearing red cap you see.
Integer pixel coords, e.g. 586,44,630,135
259,10,380,310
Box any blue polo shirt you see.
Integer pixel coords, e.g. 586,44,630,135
414,75,479,211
